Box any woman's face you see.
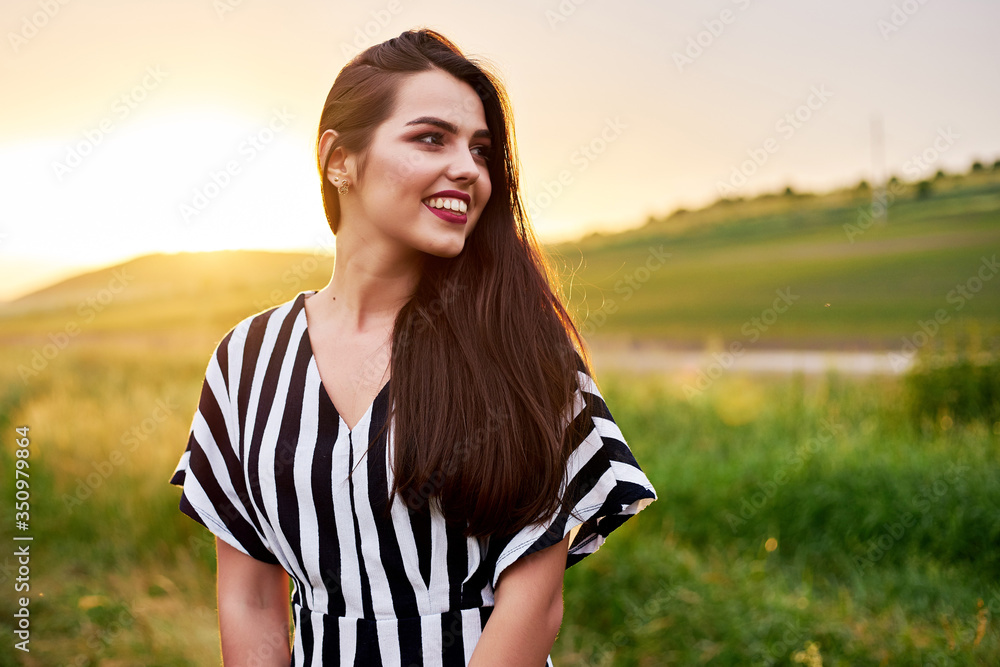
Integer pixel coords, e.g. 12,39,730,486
333,68,493,259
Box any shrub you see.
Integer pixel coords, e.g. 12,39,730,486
904,329,1000,429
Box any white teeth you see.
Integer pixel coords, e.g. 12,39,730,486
424,197,468,213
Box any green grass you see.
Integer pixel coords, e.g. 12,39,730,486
549,170,1000,346
1,169,999,664
557,370,1000,666
0,344,219,666
0,339,997,665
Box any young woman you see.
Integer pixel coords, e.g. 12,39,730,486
170,29,657,666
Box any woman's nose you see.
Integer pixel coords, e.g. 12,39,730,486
447,147,481,183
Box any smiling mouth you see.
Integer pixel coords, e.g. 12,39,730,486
423,201,468,225
422,197,469,213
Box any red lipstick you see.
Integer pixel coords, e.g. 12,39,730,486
422,190,470,225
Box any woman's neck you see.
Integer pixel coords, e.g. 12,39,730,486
315,228,423,334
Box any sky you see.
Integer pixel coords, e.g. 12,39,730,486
2,0,998,300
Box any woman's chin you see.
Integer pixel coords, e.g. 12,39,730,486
418,237,469,259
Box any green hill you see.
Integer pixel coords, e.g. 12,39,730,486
548,169,1000,348
2,169,999,352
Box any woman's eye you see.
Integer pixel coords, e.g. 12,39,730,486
416,132,444,146
415,133,490,162
471,145,492,162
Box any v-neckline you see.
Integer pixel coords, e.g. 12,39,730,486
298,291,391,434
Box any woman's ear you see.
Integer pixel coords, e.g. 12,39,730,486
319,129,348,186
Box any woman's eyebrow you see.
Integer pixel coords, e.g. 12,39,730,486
405,116,491,140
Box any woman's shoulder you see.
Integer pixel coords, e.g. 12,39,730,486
210,291,311,361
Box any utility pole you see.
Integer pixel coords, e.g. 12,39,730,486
871,113,888,226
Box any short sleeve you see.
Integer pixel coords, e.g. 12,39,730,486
168,331,280,565
491,361,657,588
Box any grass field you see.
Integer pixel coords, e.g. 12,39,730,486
0,169,998,665
3,169,999,353
0,340,997,665
550,169,1000,346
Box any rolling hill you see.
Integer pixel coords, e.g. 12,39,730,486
2,169,999,355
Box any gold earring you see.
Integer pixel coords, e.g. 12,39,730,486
339,180,350,196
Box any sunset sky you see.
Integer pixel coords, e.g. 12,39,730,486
2,0,998,300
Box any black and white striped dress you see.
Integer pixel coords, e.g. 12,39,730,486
169,291,657,666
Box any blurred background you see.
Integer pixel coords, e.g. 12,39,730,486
1,0,999,664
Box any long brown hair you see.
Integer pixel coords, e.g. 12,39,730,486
316,29,594,538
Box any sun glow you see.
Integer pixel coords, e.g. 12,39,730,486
0,110,332,300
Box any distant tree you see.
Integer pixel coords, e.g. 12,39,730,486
783,186,795,196
888,175,900,186
856,179,870,191
993,159,1000,171
934,169,947,180
916,180,932,199
971,161,984,172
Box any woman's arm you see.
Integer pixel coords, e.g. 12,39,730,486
216,537,291,666
469,532,572,666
